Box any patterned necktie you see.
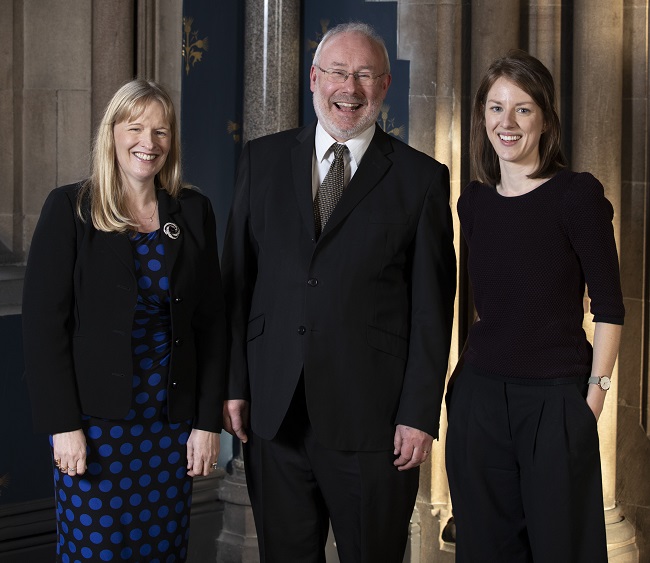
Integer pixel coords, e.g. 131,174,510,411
314,143,346,238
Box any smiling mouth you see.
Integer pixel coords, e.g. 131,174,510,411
499,134,521,142
134,152,158,161
334,102,363,111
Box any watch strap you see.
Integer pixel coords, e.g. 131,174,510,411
588,375,611,390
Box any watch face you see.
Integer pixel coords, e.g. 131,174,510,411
600,376,611,390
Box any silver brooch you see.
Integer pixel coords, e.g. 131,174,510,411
163,222,180,240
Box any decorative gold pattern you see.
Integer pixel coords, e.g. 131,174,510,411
307,20,330,61
378,104,405,139
182,17,209,76
0,473,10,496
227,120,241,144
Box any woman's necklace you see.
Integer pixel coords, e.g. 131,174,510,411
145,199,158,223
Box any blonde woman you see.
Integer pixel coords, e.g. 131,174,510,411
23,79,226,562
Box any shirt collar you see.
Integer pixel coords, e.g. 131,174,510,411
315,122,376,167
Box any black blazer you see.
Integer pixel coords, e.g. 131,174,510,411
22,183,227,435
222,124,456,450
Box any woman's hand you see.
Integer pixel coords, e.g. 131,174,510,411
586,384,606,421
52,430,87,476
186,428,220,477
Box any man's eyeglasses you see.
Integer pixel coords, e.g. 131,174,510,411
316,66,386,85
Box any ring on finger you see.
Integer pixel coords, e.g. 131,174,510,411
210,462,218,470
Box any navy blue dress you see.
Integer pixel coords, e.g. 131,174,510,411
52,229,193,563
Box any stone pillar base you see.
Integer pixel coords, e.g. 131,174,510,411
187,470,225,562
606,506,639,562
216,457,259,563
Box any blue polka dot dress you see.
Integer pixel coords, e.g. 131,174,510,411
52,229,193,562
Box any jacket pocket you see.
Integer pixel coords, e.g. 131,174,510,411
367,324,408,360
246,313,265,342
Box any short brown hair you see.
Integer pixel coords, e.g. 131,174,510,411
470,49,567,186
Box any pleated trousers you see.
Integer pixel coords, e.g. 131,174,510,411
445,365,607,563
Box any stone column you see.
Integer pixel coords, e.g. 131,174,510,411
527,0,562,113
242,0,301,143
135,0,182,115
572,0,638,559
91,1,135,134
216,2,301,561
396,0,463,560
470,0,520,98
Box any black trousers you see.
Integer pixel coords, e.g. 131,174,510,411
243,378,420,563
445,365,607,563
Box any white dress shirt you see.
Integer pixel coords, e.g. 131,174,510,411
311,122,376,200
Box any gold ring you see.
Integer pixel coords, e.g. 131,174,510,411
60,466,68,472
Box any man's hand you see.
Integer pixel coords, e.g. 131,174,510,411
393,424,433,471
223,400,250,443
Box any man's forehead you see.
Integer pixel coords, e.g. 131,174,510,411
319,34,383,67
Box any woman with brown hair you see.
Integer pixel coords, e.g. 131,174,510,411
446,51,624,562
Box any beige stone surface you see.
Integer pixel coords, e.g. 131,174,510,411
57,89,91,186
397,3,438,97
470,0,519,93
154,0,182,112
0,214,13,251
0,0,13,90
22,88,57,215
617,297,642,409
619,181,645,299
91,0,134,130
23,0,91,90
0,89,14,213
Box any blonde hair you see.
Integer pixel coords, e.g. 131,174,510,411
78,79,183,232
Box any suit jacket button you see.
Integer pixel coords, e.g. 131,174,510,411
174,338,182,346
174,297,183,303
307,278,318,287
297,326,306,335
171,381,178,388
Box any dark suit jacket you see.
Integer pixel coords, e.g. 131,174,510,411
222,123,456,450
22,183,227,435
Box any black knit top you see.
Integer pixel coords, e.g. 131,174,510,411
458,169,625,379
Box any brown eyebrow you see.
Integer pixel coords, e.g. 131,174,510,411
486,98,535,106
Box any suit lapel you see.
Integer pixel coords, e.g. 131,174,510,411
291,123,319,237
319,126,393,240
157,189,183,278
102,229,134,275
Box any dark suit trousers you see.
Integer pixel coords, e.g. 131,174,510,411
243,378,420,563
445,365,607,563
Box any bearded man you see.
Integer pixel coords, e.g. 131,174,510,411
221,22,456,563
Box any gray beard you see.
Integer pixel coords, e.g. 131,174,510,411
312,94,382,141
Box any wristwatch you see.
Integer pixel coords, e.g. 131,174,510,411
588,375,612,391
